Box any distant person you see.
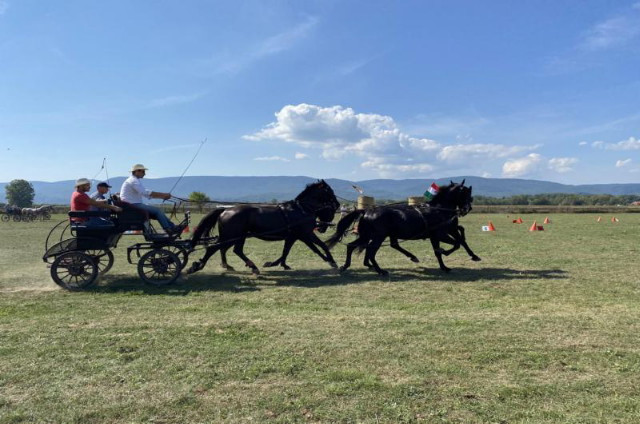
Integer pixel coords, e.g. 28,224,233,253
340,204,349,219
70,178,121,225
89,182,112,211
119,164,183,234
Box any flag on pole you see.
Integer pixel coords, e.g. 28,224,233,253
352,185,364,194
424,182,439,200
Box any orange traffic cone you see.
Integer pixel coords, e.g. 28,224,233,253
597,216,601,222
182,225,190,233
517,217,524,224
529,221,539,231
543,217,550,224
488,221,496,231
611,216,619,223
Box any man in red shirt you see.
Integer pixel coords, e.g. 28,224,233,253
71,178,121,223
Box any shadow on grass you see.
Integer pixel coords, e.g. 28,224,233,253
87,266,568,295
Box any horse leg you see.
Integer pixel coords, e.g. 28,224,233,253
187,243,223,274
365,235,388,276
232,238,260,275
430,238,451,273
457,226,481,261
436,232,460,256
301,233,338,268
220,245,235,271
340,238,364,273
264,238,295,270
390,237,419,263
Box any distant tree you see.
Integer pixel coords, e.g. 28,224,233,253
5,179,34,207
271,198,278,204
188,191,210,213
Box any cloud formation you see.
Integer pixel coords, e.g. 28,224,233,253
294,152,309,160
548,157,578,173
253,156,290,162
592,136,640,150
502,154,543,177
245,103,541,177
579,9,640,51
616,158,632,167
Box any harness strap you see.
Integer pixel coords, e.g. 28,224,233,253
277,204,291,233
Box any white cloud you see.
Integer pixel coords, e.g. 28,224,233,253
481,172,492,178
147,92,207,108
215,17,318,74
616,158,632,167
502,154,543,177
294,152,309,160
592,136,640,150
548,157,578,173
437,143,540,163
0,1,8,16
253,156,290,162
245,103,542,177
580,13,640,51
579,141,588,146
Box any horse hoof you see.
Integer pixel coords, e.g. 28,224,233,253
441,267,452,273
223,266,235,271
263,261,275,267
471,256,481,262
252,269,260,275
282,265,291,270
329,262,338,269
410,257,420,263
378,270,389,276
338,266,348,274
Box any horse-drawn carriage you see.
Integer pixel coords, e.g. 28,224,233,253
42,208,216,290
2,205,52,222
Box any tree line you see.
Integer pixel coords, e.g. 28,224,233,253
472,193,640,206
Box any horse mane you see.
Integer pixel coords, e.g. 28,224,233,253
295,180,324,201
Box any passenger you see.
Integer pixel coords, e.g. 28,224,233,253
89,182,112,211
119,164,184,234
71,178,122,225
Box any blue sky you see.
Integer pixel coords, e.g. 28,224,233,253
0,0,639,184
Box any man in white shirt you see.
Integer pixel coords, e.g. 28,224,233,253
119,164,181,234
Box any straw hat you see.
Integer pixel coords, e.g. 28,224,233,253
74,178,91,187
131,164,148,172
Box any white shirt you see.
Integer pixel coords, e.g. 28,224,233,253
120,176,152,204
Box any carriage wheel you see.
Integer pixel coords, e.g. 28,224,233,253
137,249,182,286
164,246,189,268
12,215,21,222
1,215,8,222
50,252,98,291
85,249,115,275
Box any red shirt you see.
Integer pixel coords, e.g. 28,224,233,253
70,191,91,222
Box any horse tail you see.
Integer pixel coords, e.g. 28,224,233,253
191,208,225,243
326,210,365,249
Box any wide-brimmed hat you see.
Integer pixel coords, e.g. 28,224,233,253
74,178,91,187
131,164,148,172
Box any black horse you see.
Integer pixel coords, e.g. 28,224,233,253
326,181,480,275
187,180,340,275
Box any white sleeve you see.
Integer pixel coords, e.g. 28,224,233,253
132,178,152,199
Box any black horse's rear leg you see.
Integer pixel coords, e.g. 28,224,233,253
457,226,481,261
220,245,235,271
301,233,338,268
365,235,388,276
389,237,420,263
232,238,260,275
340,238,365,273
264,238,295,270
430,238,451,272
187,243,225,274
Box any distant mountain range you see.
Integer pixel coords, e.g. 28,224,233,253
1,176,639,204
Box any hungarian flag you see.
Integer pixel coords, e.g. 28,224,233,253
424,182,439,200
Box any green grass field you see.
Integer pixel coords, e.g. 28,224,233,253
1,213,639,423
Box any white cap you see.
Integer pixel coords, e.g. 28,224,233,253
131,164,148,172
75,178,91,187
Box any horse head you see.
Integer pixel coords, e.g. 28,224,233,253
434,181,473,216
297,180,340,213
